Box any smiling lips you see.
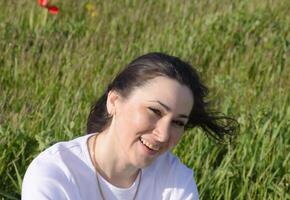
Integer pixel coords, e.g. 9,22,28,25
140,137,160,151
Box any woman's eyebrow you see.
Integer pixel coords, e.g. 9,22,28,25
149,100,189,119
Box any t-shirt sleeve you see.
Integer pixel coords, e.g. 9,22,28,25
21,156,71,200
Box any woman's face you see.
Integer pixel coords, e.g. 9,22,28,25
107,76,194,168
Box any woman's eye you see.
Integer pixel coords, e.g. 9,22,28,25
173,120,185,127
148,107,162,116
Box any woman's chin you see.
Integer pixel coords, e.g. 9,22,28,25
132,139,162,168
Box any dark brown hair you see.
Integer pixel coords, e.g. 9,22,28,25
87,52,238,141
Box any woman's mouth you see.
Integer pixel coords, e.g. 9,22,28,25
139,137,160,151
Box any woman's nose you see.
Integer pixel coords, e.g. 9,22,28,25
153,119,171,142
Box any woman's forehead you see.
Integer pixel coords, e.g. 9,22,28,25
129,77,194,113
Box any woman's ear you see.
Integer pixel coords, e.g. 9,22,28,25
106,90,120,116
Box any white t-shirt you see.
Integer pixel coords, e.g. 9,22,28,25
22,134,199,200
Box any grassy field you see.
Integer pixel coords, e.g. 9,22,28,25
0,0,289,199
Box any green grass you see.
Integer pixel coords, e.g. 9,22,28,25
0,0,289,199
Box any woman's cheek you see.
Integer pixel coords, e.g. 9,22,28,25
128,109,152,129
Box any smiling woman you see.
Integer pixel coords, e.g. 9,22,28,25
21,52,238,200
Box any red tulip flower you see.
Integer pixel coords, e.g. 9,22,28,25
37,0,59,15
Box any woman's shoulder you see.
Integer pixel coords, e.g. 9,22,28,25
143,152,199,199
22,134,95,199
25,134,93,176
144,151,197,186
148,151,193,176
40,134,91,157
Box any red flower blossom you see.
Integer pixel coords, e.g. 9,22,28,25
38,0,48,7
37,0,59,15
47,6,59,15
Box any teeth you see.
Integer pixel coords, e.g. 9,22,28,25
140,137,160,151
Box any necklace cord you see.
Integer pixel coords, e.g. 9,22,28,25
91,134,141,200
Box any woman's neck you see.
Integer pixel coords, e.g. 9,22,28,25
88,131,139,188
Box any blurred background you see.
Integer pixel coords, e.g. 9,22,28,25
0,0,289,199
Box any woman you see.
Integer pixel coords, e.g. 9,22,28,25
22,52,237,200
